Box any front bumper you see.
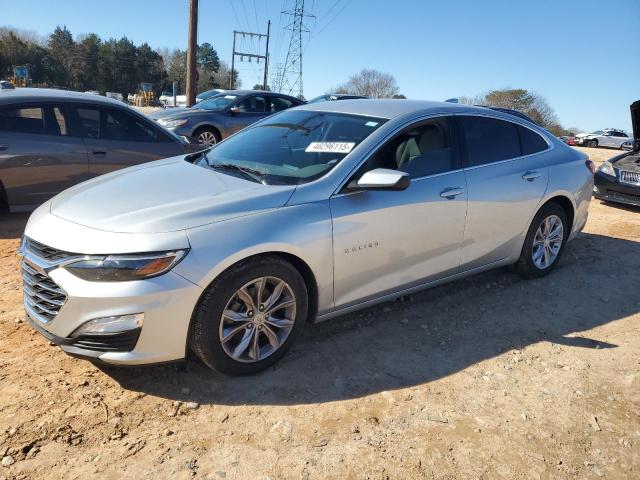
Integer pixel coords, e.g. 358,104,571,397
593,171,640,207
21,251,203,366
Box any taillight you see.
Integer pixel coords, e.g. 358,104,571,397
585,160,595,174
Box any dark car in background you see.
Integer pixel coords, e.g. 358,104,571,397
307,93,368,103
147,90,304,146
593,100,640,208
0,88,196,211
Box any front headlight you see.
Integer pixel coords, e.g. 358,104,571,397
158,118,188,128
64,250,188,282
598,160,616,177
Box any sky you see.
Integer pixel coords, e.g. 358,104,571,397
2,0,639,133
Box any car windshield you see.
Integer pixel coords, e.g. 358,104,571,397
193,94,236,110
199,110,387,185
307,95,331,104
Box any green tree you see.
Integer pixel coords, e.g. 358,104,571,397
47,26,75,87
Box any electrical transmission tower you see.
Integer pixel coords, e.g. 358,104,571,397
276,0,314,99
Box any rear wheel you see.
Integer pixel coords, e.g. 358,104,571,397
587,139,598,148
194,127,221,147
189,256,308,375
515,203,568,279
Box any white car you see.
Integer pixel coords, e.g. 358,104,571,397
159,92,187,108
575,129,630,149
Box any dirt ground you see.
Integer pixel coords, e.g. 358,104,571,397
1,147,638,480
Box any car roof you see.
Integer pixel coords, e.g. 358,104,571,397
295,98,501,120
0,87,125,107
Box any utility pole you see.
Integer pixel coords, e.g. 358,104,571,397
186,0,198,107
229,21,271,90
263,20,271,90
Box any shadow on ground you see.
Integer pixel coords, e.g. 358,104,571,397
0,212,29,239
102,231,639,405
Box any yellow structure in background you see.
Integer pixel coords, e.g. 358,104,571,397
135,83,155,107
11,66,30,87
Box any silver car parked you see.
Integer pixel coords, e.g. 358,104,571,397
20,100,594,374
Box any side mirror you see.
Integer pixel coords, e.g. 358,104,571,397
350,168,411,191
229,106,241,114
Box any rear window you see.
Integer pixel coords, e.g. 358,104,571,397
459,116,521,166
518,126,548,155
0,105,68,136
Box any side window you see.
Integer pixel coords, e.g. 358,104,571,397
459,116,521,166
270,96,294,112
76,107,101,138
518,126,548,155
236,95,268,113
358,117,457,179
103,108,160,142
0,106,45,134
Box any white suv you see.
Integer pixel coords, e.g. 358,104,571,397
575,129,630,149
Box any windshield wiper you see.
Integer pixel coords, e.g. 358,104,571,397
209,162,266,184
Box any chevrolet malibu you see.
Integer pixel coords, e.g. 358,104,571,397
20,100,594,374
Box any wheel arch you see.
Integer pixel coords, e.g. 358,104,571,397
544,194,575,233
192,123,222,139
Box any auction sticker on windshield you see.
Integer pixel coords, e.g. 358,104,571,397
305,142,356,154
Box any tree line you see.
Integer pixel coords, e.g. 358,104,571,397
0,26,239,97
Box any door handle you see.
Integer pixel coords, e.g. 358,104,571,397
439,187,464,199
522,170,541,181
92,151,107,156
0,144,8,151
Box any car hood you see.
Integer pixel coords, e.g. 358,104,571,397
631,100,639,146
49,157,296,233
147,107,192,120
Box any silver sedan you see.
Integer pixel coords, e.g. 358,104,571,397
20,100,594,374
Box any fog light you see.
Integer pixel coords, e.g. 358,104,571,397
72,313,144,336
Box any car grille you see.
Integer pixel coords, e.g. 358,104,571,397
619,170,640,186
24,237,77,262
607,190,640,206
21,260,67,324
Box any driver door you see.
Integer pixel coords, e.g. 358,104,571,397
330,116,468,307
225,95,270,135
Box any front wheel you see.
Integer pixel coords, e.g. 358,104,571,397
515,203,568,279
194,127,221,147
189,256,308,375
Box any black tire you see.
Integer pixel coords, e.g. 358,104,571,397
515,203,569,279
587,139,598,148
193,126,221,146
189,256,308,375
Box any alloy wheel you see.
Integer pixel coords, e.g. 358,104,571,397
218,276,296,363
532,215,564,270
197,131,217,146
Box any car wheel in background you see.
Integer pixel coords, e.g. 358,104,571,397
189,256,308,375
515,203,568,279
194,127,221,147
587,139,598,148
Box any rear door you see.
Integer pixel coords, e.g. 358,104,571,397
0,103,89,207
69,104,185,177
225,95,271,135
456,115,550,270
